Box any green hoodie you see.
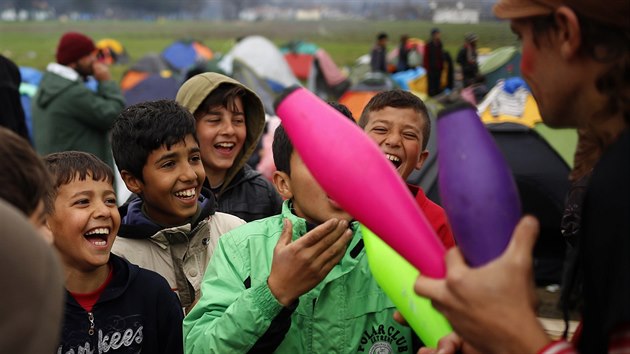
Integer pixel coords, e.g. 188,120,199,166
184,201,414,353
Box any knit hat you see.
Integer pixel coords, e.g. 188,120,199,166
493,0,630,30
55,32,96,65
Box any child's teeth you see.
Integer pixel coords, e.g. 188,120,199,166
176,188,195,197
85,228,109,235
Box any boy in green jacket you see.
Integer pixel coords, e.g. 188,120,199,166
184,109,416,353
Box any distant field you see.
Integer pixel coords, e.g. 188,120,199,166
0,20,516,81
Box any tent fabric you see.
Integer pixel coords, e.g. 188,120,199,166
230,59,278,116
338,90,379,121
120,54,174,91
123,74,179,107
338,72,398,119
162,40,213,72
479,46,522,88
391,67,426,91
314,49,347,87
478,77,577,167
224,36,299,89
120,53,180,106
283,53,313,80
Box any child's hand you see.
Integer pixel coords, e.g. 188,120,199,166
267,218,353,306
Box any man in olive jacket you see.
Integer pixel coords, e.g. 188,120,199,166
32,32,124,169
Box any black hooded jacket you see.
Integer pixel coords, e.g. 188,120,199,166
58,254,183,354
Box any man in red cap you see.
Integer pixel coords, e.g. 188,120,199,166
412,0,629,353
32,32,124,169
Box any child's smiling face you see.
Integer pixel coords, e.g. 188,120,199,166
48,175,120,271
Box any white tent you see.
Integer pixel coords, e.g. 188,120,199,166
220,35,300,89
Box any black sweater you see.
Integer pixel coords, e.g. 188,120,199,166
57,254,184,354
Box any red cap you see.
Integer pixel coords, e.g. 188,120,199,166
55,32,96,66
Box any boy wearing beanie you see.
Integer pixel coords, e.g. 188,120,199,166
32,32,125,170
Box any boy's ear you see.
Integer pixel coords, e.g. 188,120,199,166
415,150,430,170
272,171,293,200
120,170,144,195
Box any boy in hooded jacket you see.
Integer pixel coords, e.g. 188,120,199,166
43,151,183,354
183,108,418,353
109,100,245,312
176,72,283,222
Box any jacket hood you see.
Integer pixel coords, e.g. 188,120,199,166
36,63,81,108
176,72,266,193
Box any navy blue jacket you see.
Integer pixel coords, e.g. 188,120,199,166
57,254,183,354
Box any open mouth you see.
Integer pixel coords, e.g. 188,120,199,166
84,227,110,247
174,187,196,201
385,153,402,169
214,142,235,153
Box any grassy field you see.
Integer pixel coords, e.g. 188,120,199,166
0,19,517,81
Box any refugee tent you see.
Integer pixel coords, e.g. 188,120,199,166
162,40,213,72
338,72,398,120
479,46,522,88
230,58,280,116
120,54,179,106
96,38,130,65
221,35,299,91
408,79,576,285
281,40,350,100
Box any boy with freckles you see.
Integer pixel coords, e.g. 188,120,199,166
359,89,455,249
44,151,183,354
110,100,245,312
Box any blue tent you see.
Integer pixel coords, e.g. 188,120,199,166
162,40,213,72
123,73,179,107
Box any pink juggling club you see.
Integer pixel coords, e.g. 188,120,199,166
437,103,522,266
274,87,446,278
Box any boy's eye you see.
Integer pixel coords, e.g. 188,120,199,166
161,161,175,169
105,197,117,206
190,154,201,163
372,127,387,133
203,115,221,123
403,132,419,140
73,199,89,206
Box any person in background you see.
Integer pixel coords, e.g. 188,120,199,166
424,28,444,97
0,55,30,142
32,31,125,170
370,32,389,73
414,0,630,353
176,72,282,222
456,32,480,88
397,34,412,72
